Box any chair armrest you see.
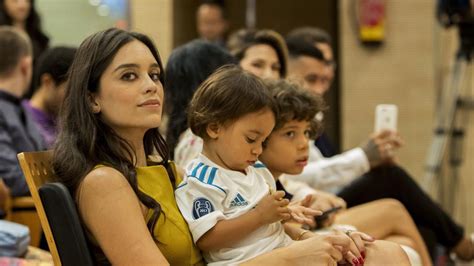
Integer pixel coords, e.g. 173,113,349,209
12,197,35,209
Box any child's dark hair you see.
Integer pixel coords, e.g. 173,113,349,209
265,79,326,138
188,65,276,139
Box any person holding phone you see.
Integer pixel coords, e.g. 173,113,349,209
285,26,474,261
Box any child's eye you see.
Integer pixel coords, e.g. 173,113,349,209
304,130,311,138
285,131,295,138
246,136,256,144
272,64,281,72
121,72,137,81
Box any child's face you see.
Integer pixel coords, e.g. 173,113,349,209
259,120,311,178
206,108,275,172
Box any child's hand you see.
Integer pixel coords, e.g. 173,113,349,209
254,190,291,224
286,205,322,227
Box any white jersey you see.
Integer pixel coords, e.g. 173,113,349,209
287,140,370,193
175,154,292,265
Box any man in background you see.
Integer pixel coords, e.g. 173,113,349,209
196,0,229,47
0,26,45,197
22,46,77,148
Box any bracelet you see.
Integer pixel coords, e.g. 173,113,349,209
296,230,311,241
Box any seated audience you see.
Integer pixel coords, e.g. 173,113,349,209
285,26,474,261
22,46,77,148
52,28,410,265
0,26,45,197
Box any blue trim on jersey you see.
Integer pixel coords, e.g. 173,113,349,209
199,165,209,182
191,162,204,177
253,162,266,168
187,175,226,194
207,167,218,184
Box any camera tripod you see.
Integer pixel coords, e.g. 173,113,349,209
423,23,474,212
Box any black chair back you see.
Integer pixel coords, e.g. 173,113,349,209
39,182,94,266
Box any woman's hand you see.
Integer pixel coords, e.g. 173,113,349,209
291,233,353,265
334,229,375,265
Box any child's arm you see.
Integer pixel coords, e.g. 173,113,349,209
286,204,321,227
197,190,290,252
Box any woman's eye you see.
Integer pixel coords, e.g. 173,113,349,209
251,62,264,69
150,72,160,81
121,72,137,81
246,136,256,143
272,64,281,71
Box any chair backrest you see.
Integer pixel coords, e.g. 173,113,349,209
17,151,93,266
39,182,93,266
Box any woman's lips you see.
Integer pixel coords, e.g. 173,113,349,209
138,99,161,108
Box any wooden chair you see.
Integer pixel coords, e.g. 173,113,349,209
1,177,42,247
17,151,93,266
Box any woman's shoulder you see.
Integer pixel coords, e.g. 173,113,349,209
80,166,130,195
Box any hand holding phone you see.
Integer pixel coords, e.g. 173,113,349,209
314,206,342,229
374,104,398,133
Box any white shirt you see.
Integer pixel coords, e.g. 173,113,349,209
174,128,203,169
175,154,292,265
287,140,370,194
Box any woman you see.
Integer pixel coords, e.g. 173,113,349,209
227,28,287,80
165,39,235,161
52,28,408,265
0,0,49,61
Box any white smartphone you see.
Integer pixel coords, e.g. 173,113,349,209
374,104,398,132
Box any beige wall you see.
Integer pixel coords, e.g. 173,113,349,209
339,0,473,232
129,0,173,63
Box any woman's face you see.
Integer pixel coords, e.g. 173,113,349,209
4,0,30,23
239,44,281,80
91,40,164,137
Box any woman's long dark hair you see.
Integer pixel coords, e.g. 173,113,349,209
52,28,173,239
0,0,49,58
164,39,235,158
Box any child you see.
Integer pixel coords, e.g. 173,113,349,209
175,66,319,265
258,79,429,266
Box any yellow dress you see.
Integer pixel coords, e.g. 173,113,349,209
136,162,203,266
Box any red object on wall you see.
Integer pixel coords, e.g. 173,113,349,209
358,0,385,44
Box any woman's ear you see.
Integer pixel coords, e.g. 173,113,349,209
88,93,101,114
206,122,220,139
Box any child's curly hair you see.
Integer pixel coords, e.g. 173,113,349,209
265,79,326,139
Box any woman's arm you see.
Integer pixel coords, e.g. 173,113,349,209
241,234,351,265
78,167,169,265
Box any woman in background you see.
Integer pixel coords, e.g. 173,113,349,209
227,28,287,80
165,40,235,163
0,0,49,61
